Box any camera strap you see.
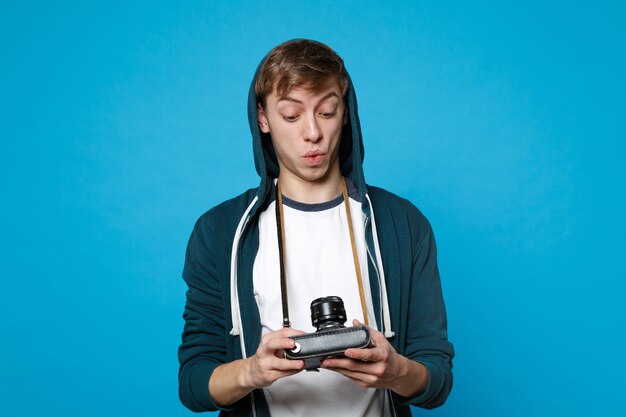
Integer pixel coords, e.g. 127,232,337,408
275,176,369,328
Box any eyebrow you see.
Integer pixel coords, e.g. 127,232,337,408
277,91,339,105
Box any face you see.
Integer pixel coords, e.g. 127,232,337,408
258,84,347,187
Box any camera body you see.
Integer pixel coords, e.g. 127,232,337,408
284,296,372,371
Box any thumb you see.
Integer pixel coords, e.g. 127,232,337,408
352,318,370,329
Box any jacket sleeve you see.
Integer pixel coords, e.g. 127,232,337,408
178,224,235,413
394,223,454,409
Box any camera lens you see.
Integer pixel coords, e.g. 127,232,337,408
310,296,347,330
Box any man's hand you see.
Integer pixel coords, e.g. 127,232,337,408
243,327,306,388
320,320,429,398
209,327,305,406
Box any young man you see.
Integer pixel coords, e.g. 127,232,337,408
178,39,454,416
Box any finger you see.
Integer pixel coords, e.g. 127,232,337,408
263,335,299,354
258,355,304,372
269,368,306,382
277,327,307,337
352,318,374,333
273,328,308,354
275,369,305,379
344,347,385,362
269,357,305,371
322,357,372,372
369,329,389,346
353,319,378,337
260,328,307,355
352,319,386,346
261,327,305,344
324,367,378,387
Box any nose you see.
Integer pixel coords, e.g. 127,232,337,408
303,114,322,142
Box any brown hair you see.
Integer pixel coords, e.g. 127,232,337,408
255,39,349,108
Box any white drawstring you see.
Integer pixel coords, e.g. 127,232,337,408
229,196,258,339
365,193,395,338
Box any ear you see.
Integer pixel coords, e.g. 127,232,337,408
257,103,270,133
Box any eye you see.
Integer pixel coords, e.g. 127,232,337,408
320,111,337,119
282,114,299,122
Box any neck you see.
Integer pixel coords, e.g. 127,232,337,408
278,169,342,204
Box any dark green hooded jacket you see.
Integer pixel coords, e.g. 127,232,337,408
178,54,454,416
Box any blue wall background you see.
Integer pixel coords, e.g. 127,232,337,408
2,1,624,416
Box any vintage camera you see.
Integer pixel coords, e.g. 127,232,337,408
284,296,372,371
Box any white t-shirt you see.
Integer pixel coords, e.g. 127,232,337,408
253,185,389,417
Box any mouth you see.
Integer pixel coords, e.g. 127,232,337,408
303,151,325,165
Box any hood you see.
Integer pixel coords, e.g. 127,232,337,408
246,54,368,202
